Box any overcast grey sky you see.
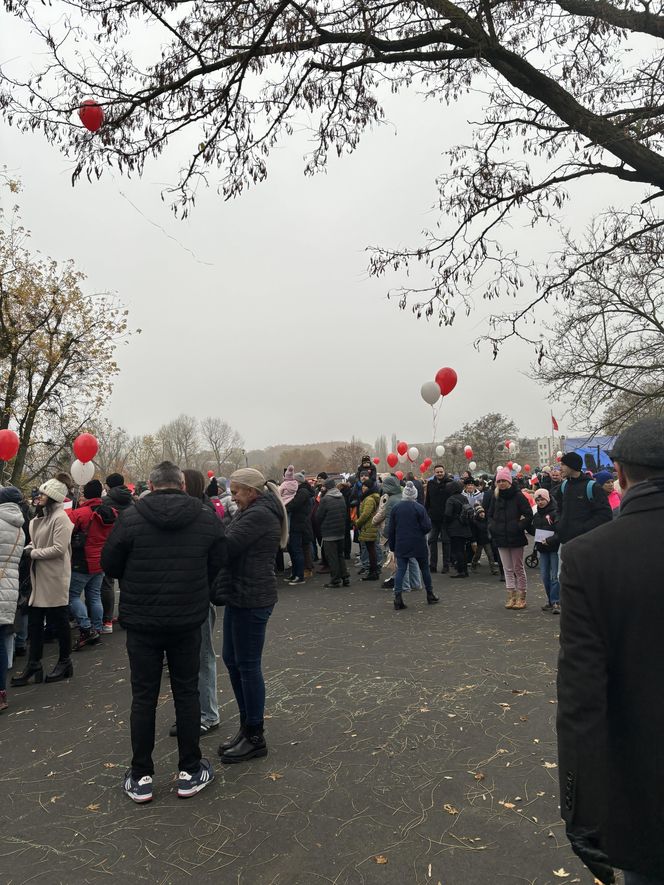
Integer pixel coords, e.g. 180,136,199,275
2,13,621,451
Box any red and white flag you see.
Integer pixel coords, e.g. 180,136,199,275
551,414,559,432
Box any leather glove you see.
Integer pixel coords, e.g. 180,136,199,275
566,826,615,884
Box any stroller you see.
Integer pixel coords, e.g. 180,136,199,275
525,549,539,569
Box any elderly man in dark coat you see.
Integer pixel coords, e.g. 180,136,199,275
557,417,664,885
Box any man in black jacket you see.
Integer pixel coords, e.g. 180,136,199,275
553,452,612,545
557,418,664,885
316,479,350,588
101,461,226,804
425,465,453,572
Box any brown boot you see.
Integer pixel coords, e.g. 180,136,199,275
504,591,517,609
513,591,527,610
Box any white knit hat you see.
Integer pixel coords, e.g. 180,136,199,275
39,478,68,503
403,481,418,500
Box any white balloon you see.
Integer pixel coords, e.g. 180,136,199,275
420,381,441,406
408,446,419,461
508,441,517,453
512,463,521,473
435,445,445,457
71,459,95,485
469,461,477,471
398,452,408,464
464,445,472,453
556,450,563,458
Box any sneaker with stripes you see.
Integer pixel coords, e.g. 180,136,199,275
177,758,215,798
123,770,153,804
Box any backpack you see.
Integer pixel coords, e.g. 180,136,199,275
71,504,118,573
209,497,225,521
561,479,596,500
458,501,475,527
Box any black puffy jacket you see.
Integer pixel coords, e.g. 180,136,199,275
487,484,533,548
553,474,612,544
106,485,134,511
212,492,283,609
316,489,347,540
101,489,226,632
528,500,561,552
287,482,314,540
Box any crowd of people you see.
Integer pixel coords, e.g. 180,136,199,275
1,417,662,885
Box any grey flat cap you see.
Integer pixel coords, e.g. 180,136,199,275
609,417,664,468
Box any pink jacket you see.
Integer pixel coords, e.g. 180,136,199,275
279,479,299,507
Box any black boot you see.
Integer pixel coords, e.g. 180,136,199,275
361,571,379,582
45,659,73,683
11,660,43,686
218,717,246,756
426,591,439,604
220,722,267,764
394,592,407,611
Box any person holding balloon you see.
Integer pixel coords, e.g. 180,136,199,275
11,478,75,687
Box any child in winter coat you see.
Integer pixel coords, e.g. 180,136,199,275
279,465,299,507
528,488,561,613
471,505,498,574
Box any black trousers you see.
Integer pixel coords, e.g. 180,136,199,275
28,605,70,663
323,539,349,582
428,521,451,569
450,537,468,575
126,627,202,778
101,573,115,621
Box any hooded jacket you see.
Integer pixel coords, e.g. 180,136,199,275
527,499,560,552
68,496,117,574
387,499,431,558
101,489,226,632
554,474,612,544
445,486,474,539
425,475,454,522
0,503,25,625
379,475,403,537
487,484,533,548
557,478,664,879
105,485,134,512
316,488,347,541
355,490,380,542
212,492,283,608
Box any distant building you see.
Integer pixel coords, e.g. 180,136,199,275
537,436,565,466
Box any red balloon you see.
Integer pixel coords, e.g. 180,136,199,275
78,99,105,133
395,470,404,481
372,457,380,465
507,460,513,470
505,439,511,449
465,449,473,460
423,458,432,468
73,433,99,464
419,463,427,474
0,429,20,461
435,367,458,397
207,470,215,478
524,464,531,473
386,452,398,468
396,441,408,456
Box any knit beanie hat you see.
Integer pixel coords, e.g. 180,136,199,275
403,481,418,500
39,478,68,503
83,479,103,499
105,472,124,488
0,485,23,505
534,488,550,502
495,468,513,484
561,452,583,471
284,465,295,481
324,478,336,490
595,470,613,485
294,472,306,483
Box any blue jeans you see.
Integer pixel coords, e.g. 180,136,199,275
198,605,219,726
360,540,383,569
0,623,12,691
68,571,104,631
222,605,273,727
624,873,664,885
402,559,422,591
14,612,28,650
395,555,432,594
539,550,560,604
288,530,304,580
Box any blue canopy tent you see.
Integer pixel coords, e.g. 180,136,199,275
564,436,617,472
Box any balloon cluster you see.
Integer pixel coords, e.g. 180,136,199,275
71,433,99,485
420,366,458,405
385,441,431,473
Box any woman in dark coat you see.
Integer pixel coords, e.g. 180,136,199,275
487,468,533,609
527,488,561,613
444,481,473,578
212,468,288,764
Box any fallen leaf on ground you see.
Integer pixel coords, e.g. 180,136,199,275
544,762,558,769
49,795,63,803
86,803,100,812
443,804,460,815
473,772,485,781
266,772,283,781
103,762,119,769
372,855,388,864
519,715,528,722
499,801,516,810
552,869,569,878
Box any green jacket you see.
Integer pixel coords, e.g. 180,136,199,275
356,492,380,542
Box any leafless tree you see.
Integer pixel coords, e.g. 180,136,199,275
2,2,663,347
157,414,199,467
200,416,243,473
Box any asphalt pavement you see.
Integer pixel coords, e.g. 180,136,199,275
1,558,602,885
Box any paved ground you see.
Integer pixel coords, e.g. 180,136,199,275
1,559,601,885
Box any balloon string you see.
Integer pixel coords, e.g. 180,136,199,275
432,401,442,445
